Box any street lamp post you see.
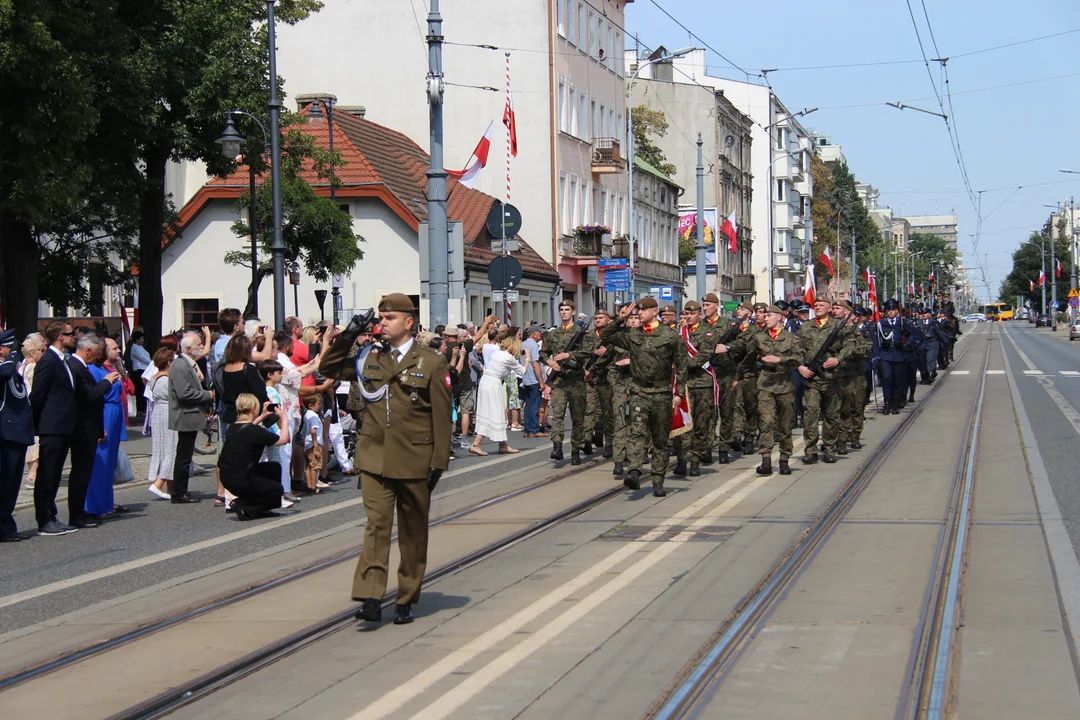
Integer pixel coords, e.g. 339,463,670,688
266,0,286,329
627,47,695,298
1060,171,1079,321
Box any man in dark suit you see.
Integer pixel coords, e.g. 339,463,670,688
168,331,214,504
0,329,35,541
30,320,79,535
67,333,119,528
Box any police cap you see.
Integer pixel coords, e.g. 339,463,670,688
884,299,900,310
775,300,790,311
378,293,416,313
0,329,16,349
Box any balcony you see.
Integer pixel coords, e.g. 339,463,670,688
774,252,792,270
571,227,612,257
591,137,622,174
733,274,756,294
773,202,793,231
791,152,806,180
792,211,806,229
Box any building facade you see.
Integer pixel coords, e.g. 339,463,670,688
630,157,682,301
905,214,958,249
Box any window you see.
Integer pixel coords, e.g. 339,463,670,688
183,298,219,329
577,3,584,48
592,186,600,224
615,32,624,76
570,177,579,227
579,91,587,139
618,194,625,234
606,25,613,69
581,180,590,226
775,127,784,150
617,112,624,146
557,0,566,37
776,179,785,202
588,10,595,57
590,99,597,141
558,78,566,132
608,109,615,143
599,102,607,137
600,190,609,228
570,85,579,135
560,173,569,233
776,230,788,253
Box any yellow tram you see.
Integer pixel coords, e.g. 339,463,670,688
981,302,1014,321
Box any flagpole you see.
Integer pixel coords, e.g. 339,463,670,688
504,51,512,325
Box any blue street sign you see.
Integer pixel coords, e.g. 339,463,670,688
1052,300,1060,310
1070,297,1079,309
598,258,628,268
604,268,632,292
660,286,674,300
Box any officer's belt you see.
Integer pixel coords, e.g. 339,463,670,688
636,379,673,389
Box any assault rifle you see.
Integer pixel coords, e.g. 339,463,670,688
806,321,844,377
546,323,591,384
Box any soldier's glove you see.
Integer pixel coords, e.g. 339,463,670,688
426,468,444,493
342,309,377,342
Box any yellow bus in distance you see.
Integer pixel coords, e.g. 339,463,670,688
981,303,1014,321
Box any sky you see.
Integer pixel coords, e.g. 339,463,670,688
626,0,1080,302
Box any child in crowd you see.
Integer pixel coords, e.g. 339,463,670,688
301,394,326,494
260,360,299,505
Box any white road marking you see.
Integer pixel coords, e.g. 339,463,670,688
348,439,806,720
1024,369,1045,375
951,370,971,375
0,451,548,611
1060,371,1080,376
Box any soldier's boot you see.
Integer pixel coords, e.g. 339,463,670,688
592,429,604,448
551,443,564,461
583,442,593,456
881,398,892,415
803,451,819,465
836,441,848,456
850,437,863,450
907,390,916,402
730,437,743,453
715,451,730,464
756,456,773,476
822,453,837,464
603,445,613,459
624,468,642,491
672,460,687,477
652,478,667,497
612,461,625,477
703,449,713,466
778,459,792,476
688,461,700,477
571,450,582,466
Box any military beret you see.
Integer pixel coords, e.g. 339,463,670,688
884,299,900,310
775,300,790,311
378,293,415,313
740,302,755,312
765,305,785,314
660,304,677,314
558,299,576,310
702,293,720,304
0,329,15,348
832,299,853,310
593,308,612,318
638,296,659,309
684,300,702,311
753,302,768,311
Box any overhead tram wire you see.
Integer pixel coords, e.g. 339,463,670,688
645,0,755,79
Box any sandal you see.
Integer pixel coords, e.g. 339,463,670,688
498,446,520,454
214,495,226,507
469,445,488,457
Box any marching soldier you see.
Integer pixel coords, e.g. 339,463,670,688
661,305,679,328
731,302,765,452
798,298,851,464
785,300,806,428
918,306,945,384
319,294,451,626
607,298,688,497
540,301,591,465
830,300,865,454
681,301,719,477
717,306,802,476
609,305,638,478
584,309,615,458
702,293,737,465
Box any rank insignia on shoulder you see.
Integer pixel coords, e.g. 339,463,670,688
411,373,425,378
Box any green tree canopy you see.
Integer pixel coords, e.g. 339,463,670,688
631,105,676,177
999,232,1071,309
809,156,883,291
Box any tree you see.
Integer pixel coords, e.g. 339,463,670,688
809,157,883,293
222,121,363,318
631,106,676,176
1000,232,1071,309
908,232,958,296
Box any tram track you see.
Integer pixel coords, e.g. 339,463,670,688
644,325,992,720
0,453,612,697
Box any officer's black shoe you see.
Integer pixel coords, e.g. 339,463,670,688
850,439,863,450
688,461,700,477
603,446,613,459
583,442,593,456
624,469,642,490
803,453,819,465
571,451,582,466
822,454,837,464
672,460,687,477
551,444,564,461
613,461,624,477
703,449,713,465
778,460,792,476
756,458,773,476
836,443,848,456
730,438,742,453
592,431,604,448
715,451,730,464
393,604,414,625
354,598,382,623
908,394,915,403
652,480,667,497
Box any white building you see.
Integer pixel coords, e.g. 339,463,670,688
810,131,846,169
905,214,958,249
630,157,683,300
638,50,813,302
163,111,558,331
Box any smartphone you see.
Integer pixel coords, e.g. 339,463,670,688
267,403,280,414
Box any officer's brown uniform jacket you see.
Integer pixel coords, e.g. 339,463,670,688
320,336,452,479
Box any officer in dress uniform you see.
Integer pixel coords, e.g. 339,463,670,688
319,294,451,626
902,305,925,405
918,306,946,384
0,330,34,542
872,299,918,415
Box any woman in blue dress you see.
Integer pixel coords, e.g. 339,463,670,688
86,337,133,517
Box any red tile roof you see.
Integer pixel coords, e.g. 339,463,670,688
194,110,557,281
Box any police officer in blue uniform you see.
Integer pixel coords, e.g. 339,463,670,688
0,330,34,542
873,299,919,414
917,306,945,384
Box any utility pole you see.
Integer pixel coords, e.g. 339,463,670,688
695,133,706,300
850,228,857,300
1041,236,1047,319
426,0,449,329
1052,237,1059,331
1071,196,1077,323
267,0,286,329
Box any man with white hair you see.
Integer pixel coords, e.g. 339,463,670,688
168,331,214,504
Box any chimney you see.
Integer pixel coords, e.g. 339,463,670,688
294,92,338,113
336,105,367,119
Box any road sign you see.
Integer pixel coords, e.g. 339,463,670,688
486,202,523,239
1070,297,1079,309
597,258,628,268
1070,287,1079,299
491,239,520,253
1052,300,1060,310
332,273,344,289
492,290,519,303
289,270,300,286
604,268,632,292
487,255,523,290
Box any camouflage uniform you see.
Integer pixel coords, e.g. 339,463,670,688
608,338,635,464
540,324,591,453
725,326,803,461
732,320,762,443
583,328,615,453
707,316,739,454
684,320,720,463
797,317,853,458
840,321,872,445
603,316,687,482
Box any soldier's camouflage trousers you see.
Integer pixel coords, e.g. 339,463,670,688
629,390,673,478
733,375,759,441
612,383,634,462
717,374,735,452
839,373,866,442
758,390,795,460
586,381,614,448
803,376,841,455
689,385,717,462
548,380,587,451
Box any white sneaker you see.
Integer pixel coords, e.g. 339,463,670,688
280,497,295,509
149,484,170,500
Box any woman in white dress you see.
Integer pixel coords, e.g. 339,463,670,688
19,334,45,489
146,349,177,499
470,336,528,456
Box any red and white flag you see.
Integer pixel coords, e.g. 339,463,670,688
1057,258,1063,278
929,268,936,284
909,281,916,296
818,246,834,276
803,264,817,309
1030,279,1036,292
446,120,494,189
721,211,738,253
863,266,872,285
670,377,692,439
503,74,518,158
1040,270,1047,287
868,275,881,322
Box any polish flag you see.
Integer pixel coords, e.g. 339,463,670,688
803,264,817,308
929,269,936,284
818,246,834,276
447,121,494,189
669,378,692,439
1030,279,1036,292
721,211,738,253
862,266,872,285
504,84,518,157
868,275,881,322
1057,258,1063,278
909,281,916,296
1040,270,1046,287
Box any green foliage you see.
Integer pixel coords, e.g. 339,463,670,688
678,237,697,271
631,105,676,177
908,233,958,292
809,158,883,289
999,232,1072,308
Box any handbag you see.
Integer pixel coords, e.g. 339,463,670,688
114,447,136,484
127,392,137,418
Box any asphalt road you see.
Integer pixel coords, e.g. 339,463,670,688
0,428,569,636
998,320,1080,558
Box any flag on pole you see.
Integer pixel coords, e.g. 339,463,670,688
868,274,881,322
1057,258,1063,278
1040,270,1047,287
929,268,936,284
446,121,494,189
503,57,518,158
803,263,817,309
818,246,834,276
721,211,738,253
669,377,692,439
1030,279,1036,292
863,266,872,285
909,280,916,296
